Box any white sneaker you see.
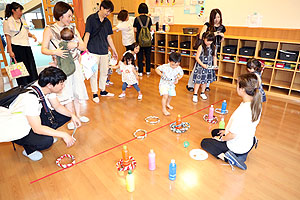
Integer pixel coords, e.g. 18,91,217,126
23,150,43,161
67,122,75,130
138,94,143,100
119,93,126,98
192,95,198,103
53,137,58,144
138,73,143,77
80,116,90,123
93,96,100,103
109,81,114,85
200,93,207,100
146,72,151,75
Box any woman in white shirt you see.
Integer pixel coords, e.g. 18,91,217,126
3,2,38,86
41,2,89,130
201,73,262,170
113,10,135,51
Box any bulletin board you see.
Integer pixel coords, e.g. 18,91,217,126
147,0,300,29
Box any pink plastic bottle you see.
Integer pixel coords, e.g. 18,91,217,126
148,149,156,171
208,105,214,120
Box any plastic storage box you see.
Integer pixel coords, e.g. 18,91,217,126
259,48,276,59
180,41,191,49
278,50,299,61
183,28,199,34
239,47,255,56
168,40,178,48
223,45,237,54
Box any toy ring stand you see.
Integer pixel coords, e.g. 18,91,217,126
215,108,228,115
170,122,191,134
189,149,208,160
133,129,147,139
116,156,137,171
56,154,76,168
145,116,160,125
203,114,218,124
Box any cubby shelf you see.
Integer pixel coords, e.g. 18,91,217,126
152,33,300,100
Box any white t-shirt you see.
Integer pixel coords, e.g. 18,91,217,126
116,21,135,46
3,16,30,46
119,62,138,85
226,102,261,154
16,84,57,117
157,63,184,87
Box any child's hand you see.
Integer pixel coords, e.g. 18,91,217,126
174,78,179,84
202,64,208,69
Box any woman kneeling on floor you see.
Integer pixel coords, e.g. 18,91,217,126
201,73,261,170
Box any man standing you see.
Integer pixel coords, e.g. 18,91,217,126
84,0,118,103
12,67,80,161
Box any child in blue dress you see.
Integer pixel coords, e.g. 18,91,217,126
246,58,266,102
192,32,217,102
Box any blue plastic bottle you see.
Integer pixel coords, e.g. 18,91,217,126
221,100,227,114
169,159,176,181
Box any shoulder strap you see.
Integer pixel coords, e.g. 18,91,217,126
30,86,51,113
137,16,144,28
145,17,150,27
14,19,23,37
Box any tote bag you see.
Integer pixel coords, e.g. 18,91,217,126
80,50,98,80
5,59,29,80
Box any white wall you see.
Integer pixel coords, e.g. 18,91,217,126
147,0,300,29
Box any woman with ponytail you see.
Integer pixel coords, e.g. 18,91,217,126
201,73,262,170
3,2,38,86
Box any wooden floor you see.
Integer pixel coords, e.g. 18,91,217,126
1,71,300,200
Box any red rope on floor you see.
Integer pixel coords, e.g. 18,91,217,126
30,99,224,184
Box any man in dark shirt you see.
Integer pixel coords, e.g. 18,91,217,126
84,0,118,103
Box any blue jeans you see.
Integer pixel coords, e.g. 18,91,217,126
122,82,140,92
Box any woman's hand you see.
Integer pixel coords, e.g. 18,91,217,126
32,35,37,42
55,46,69,58
67,41,78,50
8,51,15,59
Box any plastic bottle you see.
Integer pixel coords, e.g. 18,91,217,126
219,117,225,129
208,105,214,120
148,149,156,171
126,170,135,192
221,100,227,114
176,114,182,129
169,159,176,181
122,145,130,167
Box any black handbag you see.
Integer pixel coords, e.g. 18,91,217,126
31,86,58,129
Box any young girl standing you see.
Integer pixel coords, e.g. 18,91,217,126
247,58,266,102
113,52,142,100
201,73,262,170
187,9,226,92
192,32,217,102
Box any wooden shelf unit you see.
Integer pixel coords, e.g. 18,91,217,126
152,32,300,100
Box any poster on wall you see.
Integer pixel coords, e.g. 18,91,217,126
247,12,263,27
147,0,178,25
184,0,205,16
